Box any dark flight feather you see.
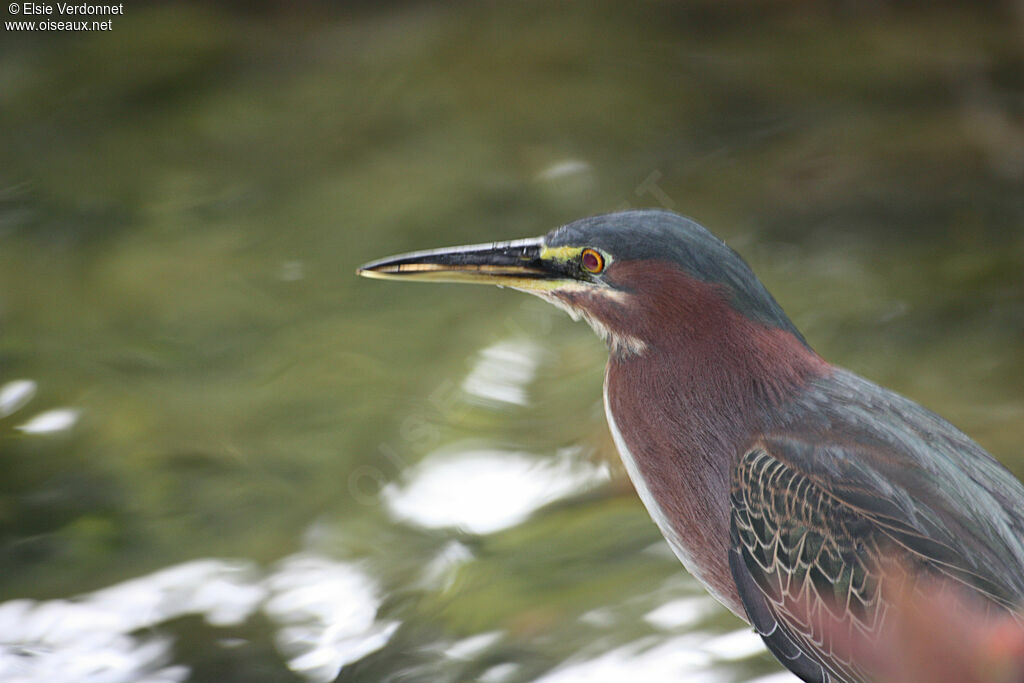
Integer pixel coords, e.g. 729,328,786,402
730,369,1024,682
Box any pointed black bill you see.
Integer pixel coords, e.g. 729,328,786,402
356,237,575,289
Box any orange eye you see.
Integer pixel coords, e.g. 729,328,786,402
581,248,604,274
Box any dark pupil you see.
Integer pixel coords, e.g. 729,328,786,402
582,251,600,271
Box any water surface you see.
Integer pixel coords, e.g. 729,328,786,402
1,2,1022,681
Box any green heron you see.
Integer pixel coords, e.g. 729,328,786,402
357,210,1024,682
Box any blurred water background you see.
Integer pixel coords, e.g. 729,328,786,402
1,2,1023,681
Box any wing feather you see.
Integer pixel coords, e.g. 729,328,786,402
731,445,883,682
730,415,1024,683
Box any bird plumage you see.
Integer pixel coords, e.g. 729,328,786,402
547,210,808,342
731,369,1024,682
359,209,1024,681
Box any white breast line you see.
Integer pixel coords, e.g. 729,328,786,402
602,373,733,609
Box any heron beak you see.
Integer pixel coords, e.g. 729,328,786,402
356,237,575,291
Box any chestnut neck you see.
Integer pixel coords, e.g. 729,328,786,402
603,260,827,424
600,261,828,614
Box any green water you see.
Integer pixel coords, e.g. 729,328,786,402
1,2,1022,681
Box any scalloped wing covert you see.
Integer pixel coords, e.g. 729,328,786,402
730,436,1023,683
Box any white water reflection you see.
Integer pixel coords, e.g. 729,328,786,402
699,629,768,662
16,408,80,434
0,613,183,683
0,378,80,435
536,635,713,683
443,631,503,660
0,554,397,683
264,554,398,682
479,661,520,682
461,339,544,406
381,446,610,534
416,541,473,592
644,596,719,631
535,159,592,181
536,628,768,683
0,380,37,418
